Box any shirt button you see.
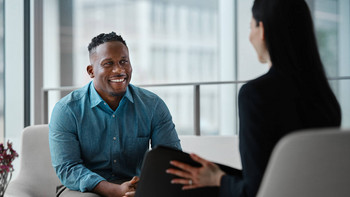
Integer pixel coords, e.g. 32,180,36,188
104,103,107,105
112,115,115,118
114,160,117,163
113,137,117,140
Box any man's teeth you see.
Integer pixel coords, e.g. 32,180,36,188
110,79,124,82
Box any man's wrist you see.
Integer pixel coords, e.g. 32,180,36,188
93,180,123,197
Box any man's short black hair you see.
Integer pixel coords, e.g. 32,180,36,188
88,31,127,54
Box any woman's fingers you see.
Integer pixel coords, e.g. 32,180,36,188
171,178,200,190
169,160,194,172
170,178,192,185
190,153,209,166
166,155,218,189
166,168,191,179
166,155,225,189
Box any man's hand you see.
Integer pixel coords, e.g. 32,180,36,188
121,176,139,197
93,176,140,197
123,191,135,197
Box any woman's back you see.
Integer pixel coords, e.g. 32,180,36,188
236,65,341,197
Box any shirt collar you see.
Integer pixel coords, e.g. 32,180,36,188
89,81,134,108
124,85,134,103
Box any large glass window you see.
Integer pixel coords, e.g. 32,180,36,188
44,0,232,135
41,0,350,135
313,0,350,127
0,0,4,142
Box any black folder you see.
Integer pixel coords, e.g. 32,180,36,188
135,146,241,197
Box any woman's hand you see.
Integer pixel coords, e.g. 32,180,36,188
166,153,225,190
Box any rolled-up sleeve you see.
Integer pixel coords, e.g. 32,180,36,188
49,102,105,192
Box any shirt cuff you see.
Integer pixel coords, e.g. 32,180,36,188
81,173,106,192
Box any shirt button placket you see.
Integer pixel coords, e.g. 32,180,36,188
111,113,118,172
112,136,117,171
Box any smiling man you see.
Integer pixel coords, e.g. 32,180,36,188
49,32,181,197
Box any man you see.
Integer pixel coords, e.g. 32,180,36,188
49,32,181,197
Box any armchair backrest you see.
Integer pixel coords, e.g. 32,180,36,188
257,128,350,197
5,125,61,197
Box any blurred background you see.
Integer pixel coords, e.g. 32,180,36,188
1,0,349,174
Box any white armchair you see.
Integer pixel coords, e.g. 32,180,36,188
257,128,350,197
5,125,61,197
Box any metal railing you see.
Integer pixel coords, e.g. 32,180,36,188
42,80,248,135
41,76,350,135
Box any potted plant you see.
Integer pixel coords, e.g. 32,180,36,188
0,141,18,196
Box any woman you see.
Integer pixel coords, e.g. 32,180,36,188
166,0,342,196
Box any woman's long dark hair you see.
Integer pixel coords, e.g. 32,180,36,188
252,0,341,126
253,0,324,79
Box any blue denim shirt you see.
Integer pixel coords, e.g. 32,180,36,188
49,81,181,192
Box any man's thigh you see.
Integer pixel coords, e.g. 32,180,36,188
57,179,129,197
58,187,101,197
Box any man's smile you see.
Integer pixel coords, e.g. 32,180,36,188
110,78,126,83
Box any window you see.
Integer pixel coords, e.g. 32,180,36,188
40,0,350,135
0,0,4,142
43,0,229,135
313,0,350,127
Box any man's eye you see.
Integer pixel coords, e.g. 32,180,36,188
120,60,127,64
104,62,113,66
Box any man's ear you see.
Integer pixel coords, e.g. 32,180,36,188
87,65,94,78
259,21,265,40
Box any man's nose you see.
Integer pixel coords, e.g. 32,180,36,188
112,64,124,73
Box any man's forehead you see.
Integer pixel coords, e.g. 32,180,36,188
89,42,129,62
90,41,127,53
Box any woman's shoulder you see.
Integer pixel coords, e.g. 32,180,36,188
249,66,289,85
240,67,297,99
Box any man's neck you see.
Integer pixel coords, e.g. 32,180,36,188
104,95,123,111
